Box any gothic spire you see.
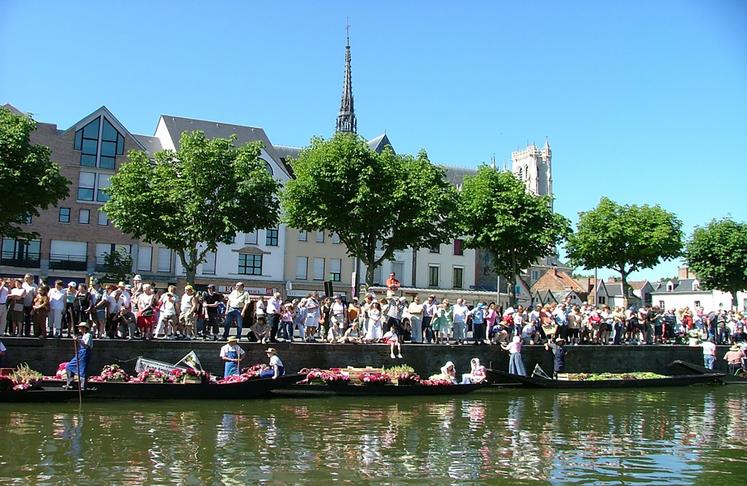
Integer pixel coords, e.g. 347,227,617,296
336,21,357,133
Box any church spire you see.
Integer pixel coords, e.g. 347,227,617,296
336,20,357,134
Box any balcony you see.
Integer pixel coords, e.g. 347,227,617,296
49,253,87,271
0,251,41,268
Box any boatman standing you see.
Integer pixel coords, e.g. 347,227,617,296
65,322,93,389
259,347,285,379
220,335,245,377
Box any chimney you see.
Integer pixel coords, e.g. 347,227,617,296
678,266,691,280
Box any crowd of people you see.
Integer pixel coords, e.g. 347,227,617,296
1,274,746,353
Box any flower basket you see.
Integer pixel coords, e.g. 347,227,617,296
395,372,421,386
361,372,391,386
322,371,350,387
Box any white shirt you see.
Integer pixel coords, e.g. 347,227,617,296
332,301,345,317
49,288,65,310
452,304,470,323
160,293,177,316
227,290,249,310
0,285,8,304
423,301,438,318
107,294,123,314
702,341,716,356
269,355,283,368
220,343,245,359
181,293,194,314
267,296,281,315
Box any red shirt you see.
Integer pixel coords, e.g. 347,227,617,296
386,277,400,291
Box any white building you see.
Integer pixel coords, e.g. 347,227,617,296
512,139,552,198
650,278,747,312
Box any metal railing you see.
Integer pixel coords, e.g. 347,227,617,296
49,253,87,271
0,251,41,268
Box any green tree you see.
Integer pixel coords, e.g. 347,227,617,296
281,132,459,285
103,130,279,284
685,218,747,308
101,248,133,283
459,166,571,304
0,107,69,238
565,197,683,305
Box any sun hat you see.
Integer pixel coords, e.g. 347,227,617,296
184,285,194,292
265,347,277,355
77,322,90,329
68,281,77,287
731,344,741,351
227,336,238,343
133,275,142,281
399,296,407,302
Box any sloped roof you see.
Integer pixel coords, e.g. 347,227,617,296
133,135,163,158
2,103,24,115
158,115,291,178
367,133,394,153
531,268,584,293
63,106,146,152
651,278,707,294
628,280,649,290
442,166,476,188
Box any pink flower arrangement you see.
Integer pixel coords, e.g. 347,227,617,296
322,371,350,385
90,364,130,383
217,374,249,384
361,372,391,386
420,378,453,386
130,369,168,383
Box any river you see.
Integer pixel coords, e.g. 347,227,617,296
1,387,745,484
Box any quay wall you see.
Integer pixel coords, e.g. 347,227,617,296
0,338,728,378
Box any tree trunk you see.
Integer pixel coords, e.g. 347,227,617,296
178,248,197,286
365,262,375,287
508,253,518,306
620,270,629,309
731,288,739,310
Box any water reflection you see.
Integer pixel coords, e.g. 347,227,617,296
1,388,746,484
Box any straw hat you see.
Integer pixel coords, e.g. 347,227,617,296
265,347,277,355
731,344,741,351
227,336,238,344
77,322,90,329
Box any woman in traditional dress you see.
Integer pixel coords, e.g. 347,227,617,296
501,335,527,376
364,302,383,343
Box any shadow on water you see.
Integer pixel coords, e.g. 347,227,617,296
1,387,746,484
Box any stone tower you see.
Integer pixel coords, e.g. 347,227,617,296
512,139,552,197
335,24,357,134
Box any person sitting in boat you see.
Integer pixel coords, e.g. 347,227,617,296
220,336,245,377
545,338,567,379
723,345,745,376
383,329,403,359
430,361,458,383
259,348,285,379
461,358,486,384
65,322,93,390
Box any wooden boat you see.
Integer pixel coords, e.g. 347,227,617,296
672,360,747,385
0,388,80,403
272,382,485,397
485,368,724,389
43,374,305,400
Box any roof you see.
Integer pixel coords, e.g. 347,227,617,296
2,103,24,116
367,133,393,153
599,281,624,296
63,106,146,152
133,135,163,158
158,115,292,178
531,268,584,293
651,278,708,294
442,166,476,188
628,280,649,290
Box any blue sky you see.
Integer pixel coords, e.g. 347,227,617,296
1,0,745,281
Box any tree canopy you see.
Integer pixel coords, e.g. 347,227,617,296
101,248,133,284
459,166,570,304
281,132,459,285
103,130,280,284
565,197,683,303
685,217,747,307
0,107,69,238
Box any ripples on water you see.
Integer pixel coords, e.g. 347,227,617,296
1,388,746,485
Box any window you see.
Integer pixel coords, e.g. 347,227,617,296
315,231,325,243
658,300,665,309
453,239,463,256
531,270,540,281
313,257,325,280
238,254,262,275
296,257,308,280
74,115,124,169
428,265,440,287
266,228,279,246
330,258,342,282
331,233,341,244
515,285,522,295
391,262,404,283
59,208,70,223
49,240,87,271
78,172,95,201
694,300,701,309
453,266,464,289
1,238,41,267
157,247,172,272
598,296,606,305
298,230,308,242
137,246,152,271
96,174,110,202
429,244,440,254
202,251,216,275
260,158,274,176
373,266,383,285
79,209,90,224
97,210,108,226
244,230,258,245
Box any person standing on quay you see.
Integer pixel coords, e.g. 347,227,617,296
267,291,282,343
220,336,244,377
452,298,470,345
48,280,65,338
222,282,250,341
408,296,424,343
421,294,437,343
0,278,9,336
22,274,37,337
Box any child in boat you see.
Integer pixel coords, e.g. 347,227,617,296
383,329,402,359
461,358,486,384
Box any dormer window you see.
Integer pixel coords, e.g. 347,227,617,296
693,280,700,291
666,281,674,292
74,116,124,169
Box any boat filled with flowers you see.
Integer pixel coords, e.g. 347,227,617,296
1,364,79,403
272,365,485,397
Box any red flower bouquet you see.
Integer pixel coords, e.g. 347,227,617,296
90,364,130,383
361,372,391,386
396,372,421,386
322,371,350,386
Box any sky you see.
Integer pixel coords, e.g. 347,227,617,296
1,0,745,282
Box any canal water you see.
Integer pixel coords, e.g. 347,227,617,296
1,387,745,485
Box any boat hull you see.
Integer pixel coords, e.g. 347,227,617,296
43,374,304,400
671,360,747,384
485,369,724,389
0,389,80,403
272,383,485,397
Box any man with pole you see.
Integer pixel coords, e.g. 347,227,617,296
65,322,93,390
